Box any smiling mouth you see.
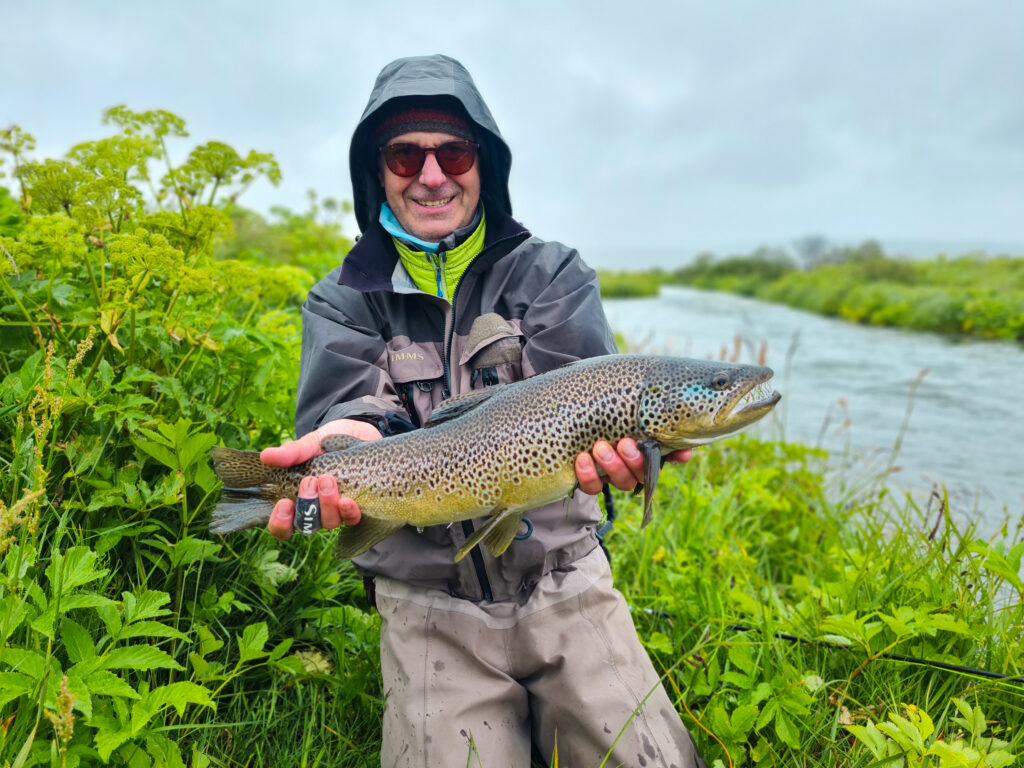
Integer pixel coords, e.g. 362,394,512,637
416,196,454,208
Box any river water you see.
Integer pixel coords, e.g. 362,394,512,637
604,286,1024,534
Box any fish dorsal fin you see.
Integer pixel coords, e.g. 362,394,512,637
320,434,367,453
455,508,523,562
424,387,503,427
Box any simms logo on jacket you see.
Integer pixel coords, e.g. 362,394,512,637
390,352,425,362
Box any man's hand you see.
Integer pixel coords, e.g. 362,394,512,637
574,438,692,495
260,418,382,540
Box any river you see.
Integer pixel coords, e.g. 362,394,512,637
603,286,1024,534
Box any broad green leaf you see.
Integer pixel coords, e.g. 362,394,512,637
643,631,673,655
755,698,778,731
116,620,188,641
85,669,140,699
730,704,759,737
130,681,214,734
268,637,294,662
197,624,224,657
45,546,109,597
846,723,890,760
168,536,221,569
65,671,93,718
820,634,852,647
237,622,269,663
178,430,217,472
773,711,800,749
985,750,1018,768
60,592,118,612
61,618,97,663
95,727,132,762
0,671,35,708
102,645,183,672
146,734,186,768
951,697,987,737
133,438,179,470
0,648,47,679
121,589,171,624
0,594,29,643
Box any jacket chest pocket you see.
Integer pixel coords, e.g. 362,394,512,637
388,345,445,427
458,314,525,391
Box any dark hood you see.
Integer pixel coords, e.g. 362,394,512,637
349,54,513,233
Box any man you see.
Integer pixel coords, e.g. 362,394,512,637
261,54,707,768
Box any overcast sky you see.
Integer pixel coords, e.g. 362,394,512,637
4,1,1023,267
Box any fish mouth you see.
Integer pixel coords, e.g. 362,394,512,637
715,369,781,429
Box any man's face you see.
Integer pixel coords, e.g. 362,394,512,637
379,130,481,242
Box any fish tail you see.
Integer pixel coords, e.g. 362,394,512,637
209,447,281,534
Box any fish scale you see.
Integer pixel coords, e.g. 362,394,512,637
209,354,781,562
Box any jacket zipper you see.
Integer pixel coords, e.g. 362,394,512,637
430,251,447,299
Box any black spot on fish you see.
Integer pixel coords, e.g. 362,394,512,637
433,660,446,672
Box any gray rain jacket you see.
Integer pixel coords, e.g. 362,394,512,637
295,55,617,603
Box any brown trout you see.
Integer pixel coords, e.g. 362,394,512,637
209,354,780,562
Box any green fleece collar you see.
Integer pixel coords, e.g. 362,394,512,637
392,209,487,300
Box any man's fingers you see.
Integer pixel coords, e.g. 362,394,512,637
268,498,295,540
574,452,604,496
316,474,343,529
338,497,362,527
260,432,322,468
592,440,638,492
666,448,693,464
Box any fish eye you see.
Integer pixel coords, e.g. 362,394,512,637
709,373,731,390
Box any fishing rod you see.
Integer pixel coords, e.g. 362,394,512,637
725,624,1024,683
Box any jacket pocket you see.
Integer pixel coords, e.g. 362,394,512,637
457,314,525,389
387,342,445,426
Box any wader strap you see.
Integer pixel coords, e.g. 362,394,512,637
596,484,616,563
363,575,377,611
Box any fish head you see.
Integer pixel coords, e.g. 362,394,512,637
637,357,781,449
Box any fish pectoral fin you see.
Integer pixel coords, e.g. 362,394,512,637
638,439,663,528
454,508,522,562
319,434,367,453
333,517,405,559
423,388,503,427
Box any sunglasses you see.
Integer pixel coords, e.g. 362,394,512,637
380,140,479,177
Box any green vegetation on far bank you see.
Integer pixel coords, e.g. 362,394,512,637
599,240,1024,341
1,115,1020,767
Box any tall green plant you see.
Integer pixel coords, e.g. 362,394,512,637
0,111,371,766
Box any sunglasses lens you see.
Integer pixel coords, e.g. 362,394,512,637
382,141,478,177
383,144,425,177
435,142,477,175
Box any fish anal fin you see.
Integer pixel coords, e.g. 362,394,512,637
638,439,663,528
333,517,405,559
481,510,524,558
320,434,366,453
424,388,502,427
455,508,521,562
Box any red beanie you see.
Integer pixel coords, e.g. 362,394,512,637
373,108,475,145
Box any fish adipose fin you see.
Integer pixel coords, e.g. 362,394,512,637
319,434,366,453
638,439,662,528
423,387,503,426
455,508,523,562
334,517,406,559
